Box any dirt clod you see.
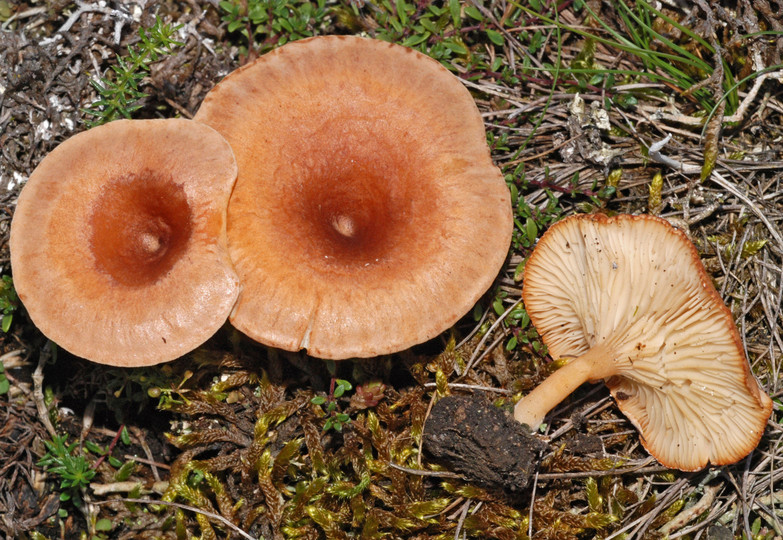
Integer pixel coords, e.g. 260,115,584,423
423,394,546,492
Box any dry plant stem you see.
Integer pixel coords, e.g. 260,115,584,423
386,462,462,479
0,6,46,30
129,426,163,481
536,464,669,481
0,349,25,368
513,343,615,428
90,480,169,496
647,136,783,253
658,484,720,535
33,347,56,439
457,299,521,379
422,382,512,395
58,0,133,43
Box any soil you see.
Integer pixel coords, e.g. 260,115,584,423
423,394,546,492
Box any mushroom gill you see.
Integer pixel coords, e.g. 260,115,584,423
515,213,772,471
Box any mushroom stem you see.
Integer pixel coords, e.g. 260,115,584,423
514,343,616,429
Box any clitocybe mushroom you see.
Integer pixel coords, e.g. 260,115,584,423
10,119,240,366
515,213,772,471
194,35,512,359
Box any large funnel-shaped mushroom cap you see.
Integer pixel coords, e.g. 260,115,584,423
194,36,512,359
522,213,772,471
10,119,240,367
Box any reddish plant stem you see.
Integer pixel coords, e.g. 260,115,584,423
91,424,125,471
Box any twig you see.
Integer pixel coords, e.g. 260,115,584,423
536,464,669,481
422,382,512,395
659,484,720,535
123,454,171,471
606,477,691,539
130,426,165,480
33,345,56,439
459,298,521,378
0,6,47,30
90,480,169,496
648,134,699,173
0,349,26,368
455,304,490,350
528,470,538,539
453,499,471,540
386,461,462,479
58,0,134,44
710,171,783,253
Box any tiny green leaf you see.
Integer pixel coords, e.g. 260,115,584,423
486,29,504,46
525,218,538,244
2,313,11,333
449,0,460,27
120,426,131,446
464,5,483,20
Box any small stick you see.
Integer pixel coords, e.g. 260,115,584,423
91,480,169,496
123,454,171,471
658,484,721,535
33,346,56,438
386,462,462,479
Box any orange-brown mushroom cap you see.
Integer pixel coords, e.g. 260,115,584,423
519,213,772,471
194,35,512,359
10,119,240,366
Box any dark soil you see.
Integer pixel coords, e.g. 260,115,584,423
424,394,546,492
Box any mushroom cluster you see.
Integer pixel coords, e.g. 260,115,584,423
515,213,772,471
10,36,512,365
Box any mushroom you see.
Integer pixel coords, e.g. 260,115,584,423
193,35,512,359
514,213,772,471
10,119,240,366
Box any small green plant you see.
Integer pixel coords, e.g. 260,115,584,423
219,0,328,58
38,434,97,510
84,16,183,126
311,378,353,432
38,428,131,520
0,275,18,333
362,0,469,65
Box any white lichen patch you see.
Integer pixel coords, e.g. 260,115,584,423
590,101,611,131
5,171,28,192
34,119,53,141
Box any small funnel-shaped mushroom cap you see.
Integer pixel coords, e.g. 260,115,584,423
521,213,772,471
10,119,240,366
194,36,512,359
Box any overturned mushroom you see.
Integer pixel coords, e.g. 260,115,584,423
194,35,512,359
10,119,239,366
515,213,772,471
